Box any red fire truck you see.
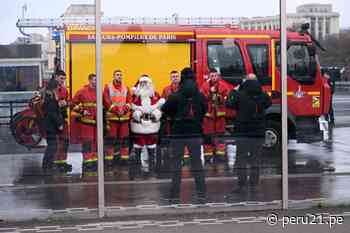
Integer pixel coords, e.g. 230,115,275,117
15,20,331,149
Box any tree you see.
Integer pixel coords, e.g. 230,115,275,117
318,30,350,80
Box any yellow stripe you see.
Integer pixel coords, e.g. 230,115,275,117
82,102,96,107
216,112,226,117
271,39,276,91
307,92,320,96
106,116,130,121
80,118,96,125
53,160,66,164
84,158,98,163
204,152,214,156
287,91,320,96
196,34,271,39
105,156,114,161
216,151,225,156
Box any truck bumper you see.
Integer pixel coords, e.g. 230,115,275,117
295,117,324,143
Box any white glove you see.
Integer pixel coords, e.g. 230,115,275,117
151,109,162,121
157,98,165,107
133,110,142,122
82,110,90,116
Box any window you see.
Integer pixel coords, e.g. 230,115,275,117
207,41,245,84
247,45,269,84
276,44,315,83
0,66,40,92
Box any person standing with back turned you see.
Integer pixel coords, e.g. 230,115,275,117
226,73,271,193
42,79,64,172
162,67,208,202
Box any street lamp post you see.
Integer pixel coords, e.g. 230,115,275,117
280,0,289,209
95,0,105,218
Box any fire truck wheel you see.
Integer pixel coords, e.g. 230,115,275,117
264,120,281,150
13,116,42,148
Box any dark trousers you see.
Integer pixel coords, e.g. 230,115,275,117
43,132,58,169
235,137,263,187
327,95,335,122
170,137,206,198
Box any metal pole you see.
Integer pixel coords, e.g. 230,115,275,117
95,0,105,218
280,0,289,209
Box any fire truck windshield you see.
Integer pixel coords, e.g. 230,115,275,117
277,43,317,84
207,42,245,84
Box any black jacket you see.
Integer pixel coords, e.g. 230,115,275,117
162,79,207,136
226,79,271,137
43,90,64,134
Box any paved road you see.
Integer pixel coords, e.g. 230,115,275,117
1,210,349,233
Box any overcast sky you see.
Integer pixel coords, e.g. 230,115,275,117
0,0,348,44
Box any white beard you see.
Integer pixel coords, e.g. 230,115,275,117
135,84,154,99
134,84,155,113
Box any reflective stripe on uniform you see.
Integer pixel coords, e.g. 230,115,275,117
105,155,114,161
216,112,226,117
105,115,130,121
82,102,96,107
83,158,98,163
53,160,67,164
80,117,96,125
108,83,128,111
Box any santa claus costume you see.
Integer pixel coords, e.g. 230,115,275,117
129,75,165,179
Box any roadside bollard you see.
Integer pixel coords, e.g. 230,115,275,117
319,116,329,141
226,144,236,169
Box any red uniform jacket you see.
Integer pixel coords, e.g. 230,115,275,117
200,79,230,119
103,82,132,121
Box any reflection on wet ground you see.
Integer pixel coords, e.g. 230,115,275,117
2,126,349,186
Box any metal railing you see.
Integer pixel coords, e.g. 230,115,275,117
0,100,29,125
17,16,240,29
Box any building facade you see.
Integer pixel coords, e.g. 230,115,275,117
239,4,340,40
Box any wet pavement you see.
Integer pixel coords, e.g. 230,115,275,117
0,94,349,221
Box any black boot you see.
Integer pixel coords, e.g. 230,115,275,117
147,148,157,176
128,148,141,180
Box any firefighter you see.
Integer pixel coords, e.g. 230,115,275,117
200,68,230,163
129,75,165,179
161,70,180,135
71,74,98,172
103,69,132,170
51,70,72,172
226,73,271,192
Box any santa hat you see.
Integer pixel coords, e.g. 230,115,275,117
139,75,152,84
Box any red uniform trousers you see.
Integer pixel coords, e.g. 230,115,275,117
53,120,69,164
80,123,97,164
202,116,226,158
105,121,129,161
